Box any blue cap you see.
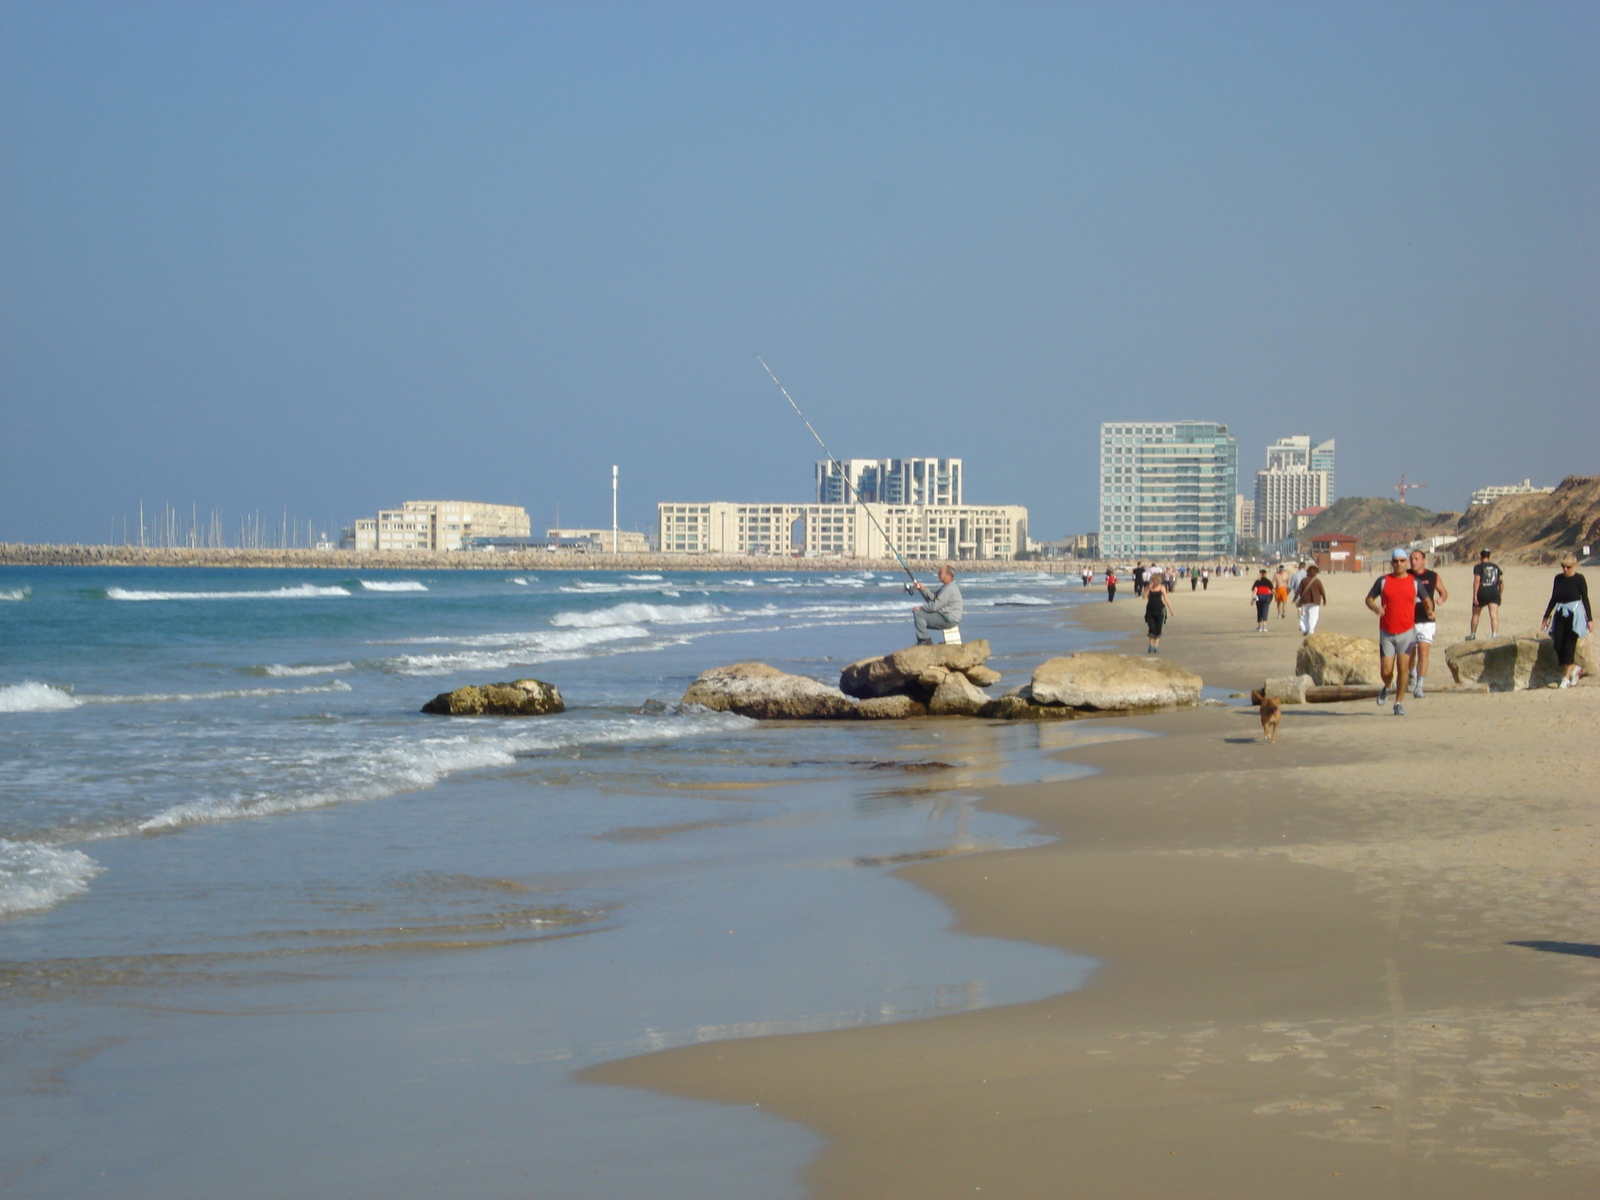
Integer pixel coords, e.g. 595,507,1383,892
1391,547,1408,559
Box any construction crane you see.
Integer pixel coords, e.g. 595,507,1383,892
1394,474,1427,506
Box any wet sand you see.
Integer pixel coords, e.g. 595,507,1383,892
587,565,1599,1196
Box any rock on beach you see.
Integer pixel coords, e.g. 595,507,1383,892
422,678,565,716
1027,653,1202,711
839,641,994,700
1444,631,1596,692
680,662,858,720
1295,632,1383,686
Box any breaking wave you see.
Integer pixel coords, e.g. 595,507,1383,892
258,662,357,677
549,603,726,629
0,840,103,916
0,588,29,601
106,584,350,601
358,580,428,592
0,681,81,712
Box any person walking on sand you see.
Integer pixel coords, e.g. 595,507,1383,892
1144,570,1174,653
1469,548,1504,640
1272,564,1291,619
1366,548,1428,716
1132,561,1147,598
1407,548,1448,698
1250,569,1274,632
1105,567,1117,602
1295,564,1327,635
1288,560,1308,604
1190,566,1199,591
1540,554,1592,688
1201,566,1210,590
910,563,964,645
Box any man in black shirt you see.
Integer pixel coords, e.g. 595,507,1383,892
1469,549,1504,640
1132,562,1146,598
1408,549,1447,698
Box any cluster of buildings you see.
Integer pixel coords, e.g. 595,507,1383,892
658,457,1027,560
1093,426,1335,561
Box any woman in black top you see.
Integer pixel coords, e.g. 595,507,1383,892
1250,569,1273,633
1540,554,1593,687
1144,570,1174,654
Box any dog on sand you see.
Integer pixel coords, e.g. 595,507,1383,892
1257,695,1281,743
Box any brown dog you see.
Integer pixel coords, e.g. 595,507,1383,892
1258,696,1281,743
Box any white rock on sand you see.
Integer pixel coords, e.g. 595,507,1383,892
1295,631,1382,686
680,661,857,720
1028,653,1202,711
1444,630,1597,691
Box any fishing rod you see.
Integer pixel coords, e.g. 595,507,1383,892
755,355,921,591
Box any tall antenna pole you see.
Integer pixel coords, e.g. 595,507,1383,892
611,465,619,555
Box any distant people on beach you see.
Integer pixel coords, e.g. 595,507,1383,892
1144,570,1173,653
1081,566,1093,588
910,563,963,645
1190,566,1199,591
1469,549,1504,640
1251,569,1274,632
1201,566,1210,590
1540,554,1592,688
1408,549,1447,698
1366,548,1429,717
1295,564,1326,635
1133,561,1147,598
1272,564,1291,619
1105,568,1117,602
1288,561,1308,606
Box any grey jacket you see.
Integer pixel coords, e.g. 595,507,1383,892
920,581,964,623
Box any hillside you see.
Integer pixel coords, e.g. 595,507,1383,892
1446,475,1600,564
1297,496,1453,549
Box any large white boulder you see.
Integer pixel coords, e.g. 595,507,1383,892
1029,654,1202,711
1295,632,1382,686
926,671,990,717
839,641,992,699
681,662,857,720
1445,631,1596,691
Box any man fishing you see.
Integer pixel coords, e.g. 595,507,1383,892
911,563,963,644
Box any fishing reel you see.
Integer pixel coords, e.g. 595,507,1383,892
903,581,919,595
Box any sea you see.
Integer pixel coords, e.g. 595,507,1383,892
0,564,1131,1199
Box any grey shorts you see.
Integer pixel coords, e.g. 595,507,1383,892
1379,629,1417,659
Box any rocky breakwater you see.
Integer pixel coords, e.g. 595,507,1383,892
985,653,1203,720
1445,630,1596,692
680,662,859,720
422,678,565,716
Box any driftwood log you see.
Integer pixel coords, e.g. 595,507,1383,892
1251,684,1382,706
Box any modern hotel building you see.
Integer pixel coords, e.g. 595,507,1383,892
814,458,962,506
657,501,1027,560
1098,421,1238,560
1253,435,1336,544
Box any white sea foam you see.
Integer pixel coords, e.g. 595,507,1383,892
78,681,352,705
0,588,30,601
0,840,103,916
626,574,663,580
558,581,675,595
386,626,653,675
135,711,756,832
0,681,82,713
973,594,1054,607
548,602,726,629
106,584,350,601
358,580,428,592
261,662,357,677
509,577,532,585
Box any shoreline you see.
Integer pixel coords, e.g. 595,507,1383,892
585,567,1600,1195
0,544,1077,573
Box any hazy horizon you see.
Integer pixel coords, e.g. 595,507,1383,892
3,2,1596,545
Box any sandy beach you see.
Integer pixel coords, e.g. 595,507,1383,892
589,564,1599,1196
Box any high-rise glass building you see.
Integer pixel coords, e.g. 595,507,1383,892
1098,421,1237,560
815,458,962,506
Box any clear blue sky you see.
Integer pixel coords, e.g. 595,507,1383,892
2,1,1595,544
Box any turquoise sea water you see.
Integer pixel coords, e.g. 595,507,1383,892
0,565,1118,1198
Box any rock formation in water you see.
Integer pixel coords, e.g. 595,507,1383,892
422,678,565,716
680,662,858,720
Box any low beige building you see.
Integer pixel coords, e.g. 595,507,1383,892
658,502,1028,560
353,501,530,552
547,528,651,554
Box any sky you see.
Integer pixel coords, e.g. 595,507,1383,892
2,1,1596,545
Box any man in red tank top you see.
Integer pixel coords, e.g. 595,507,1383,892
1365,548,1428,716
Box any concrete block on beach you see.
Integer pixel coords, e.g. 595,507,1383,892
680,662,858,720
422,678,565,716
1261,674,1314,704
1295,632,1382,686
1028,653,1202,711
1445,631,1595,691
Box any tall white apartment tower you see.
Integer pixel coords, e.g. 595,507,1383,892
1254,434,1333,544
1098,421,1237,560
816,458,962,506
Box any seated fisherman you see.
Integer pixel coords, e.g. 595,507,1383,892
911,564,964,645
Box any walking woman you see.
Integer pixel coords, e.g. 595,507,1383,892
1145,570,1174,653
1295,564,1327,636
1250,569,1274,632
1105,567,1117,602
1540,554,1592,688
